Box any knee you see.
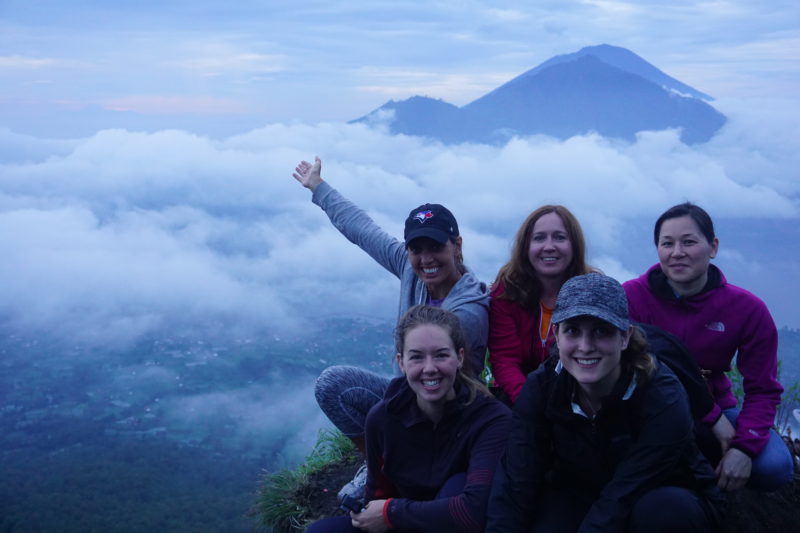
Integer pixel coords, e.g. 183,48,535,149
314,365,351,404
749,437,795,491
629,487,710,532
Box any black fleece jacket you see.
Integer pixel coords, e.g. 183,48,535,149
486,358,722,532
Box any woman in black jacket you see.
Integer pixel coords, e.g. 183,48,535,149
487,273,724,533
308,305,510,533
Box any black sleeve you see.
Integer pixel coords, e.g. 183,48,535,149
485,366,552,533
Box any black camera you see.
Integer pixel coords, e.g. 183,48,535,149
339,494,365,513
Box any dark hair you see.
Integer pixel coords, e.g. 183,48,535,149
495,205,592,310
450,236,466,275
394,305,491,403
653,202,715,246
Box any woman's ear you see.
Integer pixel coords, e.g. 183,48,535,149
709,237,720,259
396,352,405,374
457,348,465,369
621,326,634,350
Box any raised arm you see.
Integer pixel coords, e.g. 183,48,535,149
291,157,408,278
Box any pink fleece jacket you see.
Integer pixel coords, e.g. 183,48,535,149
623,264,782,457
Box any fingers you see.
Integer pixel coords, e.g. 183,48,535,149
291,158,321,190
292,160,311,181
717,474,746,492
715,458,748,491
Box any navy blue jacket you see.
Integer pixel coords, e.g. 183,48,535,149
365,377,511,532
486,357,722,532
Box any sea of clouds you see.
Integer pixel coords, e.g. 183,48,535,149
2,97,798,349
2,97,799,463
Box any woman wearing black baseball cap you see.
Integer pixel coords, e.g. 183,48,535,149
292,157,489,501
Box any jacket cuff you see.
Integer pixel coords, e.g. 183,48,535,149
310,180,332,205
730,442,757,459
702,404,722,425
730,430,769,458
383,498,394,529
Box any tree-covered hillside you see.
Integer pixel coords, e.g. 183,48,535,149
0,317,393,532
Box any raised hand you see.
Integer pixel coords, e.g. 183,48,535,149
292,156,323,191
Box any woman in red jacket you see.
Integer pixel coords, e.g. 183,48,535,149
489,205,593,404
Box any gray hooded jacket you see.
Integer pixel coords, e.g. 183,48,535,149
312,181,489,374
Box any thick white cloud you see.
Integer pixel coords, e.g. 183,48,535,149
1,100,798,350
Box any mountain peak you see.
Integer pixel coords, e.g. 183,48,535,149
352,45,725,145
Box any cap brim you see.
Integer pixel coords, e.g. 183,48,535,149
405,228,450,245
552,306,630,332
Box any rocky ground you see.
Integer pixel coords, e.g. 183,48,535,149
304,441,800,531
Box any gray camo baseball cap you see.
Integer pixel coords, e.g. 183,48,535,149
552,273,631,332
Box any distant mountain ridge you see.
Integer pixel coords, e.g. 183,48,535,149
353,44,726,144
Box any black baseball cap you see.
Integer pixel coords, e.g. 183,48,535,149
404,203,459,245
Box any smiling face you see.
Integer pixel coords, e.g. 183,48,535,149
407,236,462,300
555,316,632,402
527,211,574,282
657,215,719,297
396,323,464,420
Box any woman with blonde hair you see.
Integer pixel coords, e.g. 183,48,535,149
308,305,510,533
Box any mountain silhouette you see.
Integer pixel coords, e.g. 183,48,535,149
353,44,726,144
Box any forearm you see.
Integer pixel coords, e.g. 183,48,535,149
732,319,782,455
311,181,407,276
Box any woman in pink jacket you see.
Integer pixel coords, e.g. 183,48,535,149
488,205,594,404
623,202,793,492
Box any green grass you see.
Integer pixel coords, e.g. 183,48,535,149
253,428,358,532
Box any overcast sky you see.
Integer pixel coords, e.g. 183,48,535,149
1,0,798,134
1,1,799,344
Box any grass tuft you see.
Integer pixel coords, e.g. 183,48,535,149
252,428,358,532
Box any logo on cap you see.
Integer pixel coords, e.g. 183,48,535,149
414,210,434,223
